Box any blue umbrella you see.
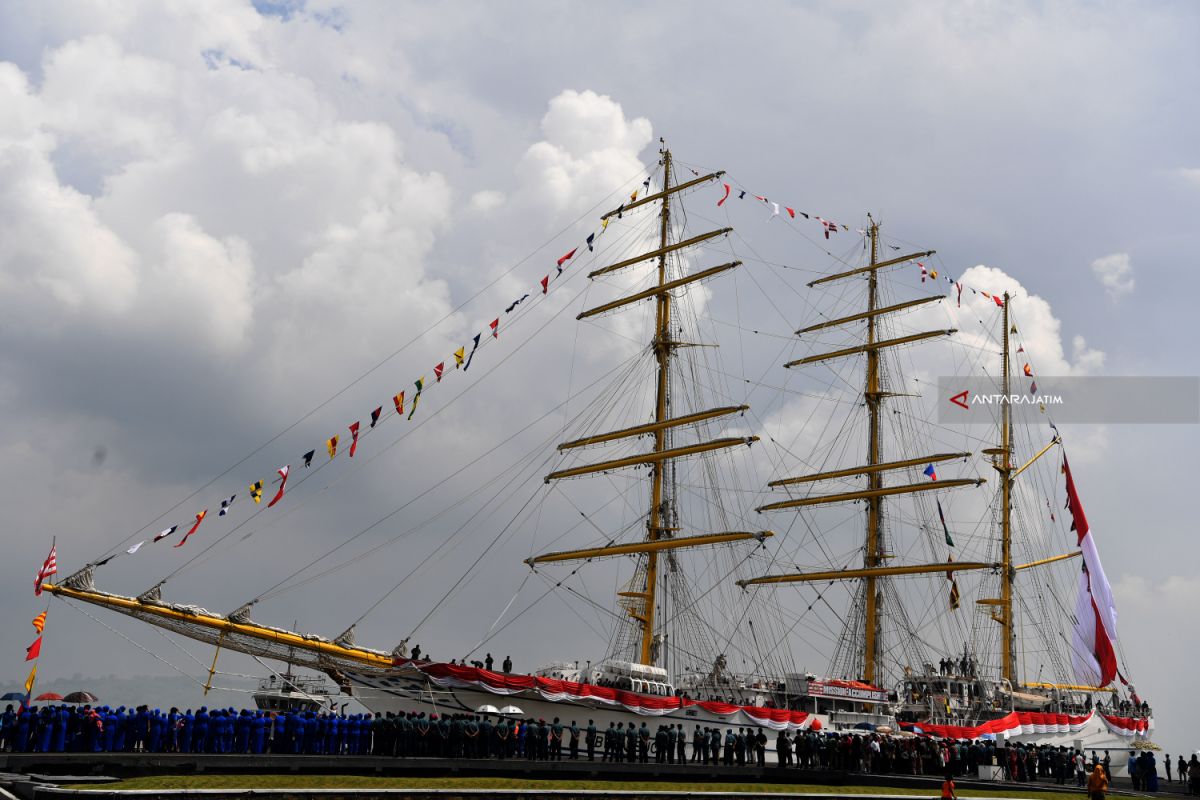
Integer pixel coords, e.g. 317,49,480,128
1,691,26,701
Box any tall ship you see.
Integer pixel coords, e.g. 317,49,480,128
41,145,1151,762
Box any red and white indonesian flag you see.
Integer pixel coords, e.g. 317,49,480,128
1064,456,1118,687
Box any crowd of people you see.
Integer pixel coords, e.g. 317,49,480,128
3,701,1198,795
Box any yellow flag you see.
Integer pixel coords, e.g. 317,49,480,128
630,190,638,203
249,480,263,504
454,347,465,368
32,610,47,633
24,663,37,694
327,435,339,458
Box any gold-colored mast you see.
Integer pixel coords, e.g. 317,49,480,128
641,147,674,666
746,218,983,688
999,292,1015,683
533,149,753,667
863,222,883,686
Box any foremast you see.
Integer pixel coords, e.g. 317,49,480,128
529,147,764,667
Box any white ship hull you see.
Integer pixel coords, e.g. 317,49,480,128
345,667,1151,771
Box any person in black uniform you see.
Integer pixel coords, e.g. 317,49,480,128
485,653,494,671
502,655,512,673
654,724,668,763
676,723,686,763
568,720,579,760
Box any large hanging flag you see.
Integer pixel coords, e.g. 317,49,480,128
348,421,361,457
463,333,482,371
218,494,236,517
32,611,47,634
267,465,290,508
936,499,954,547
489,319,499,338
923,464,938,481
393,391,405,416
153,525,178,542
453,347,465,368
408,377,424,420
326,435,339,459
249,480,264,504
946,554,961,610
126,541,145,555
302,449,315,467
25,636,42,661
34,545,57,596
434,362,445,382
1064,455,1119,687
174,509,207,548
556,248,577,268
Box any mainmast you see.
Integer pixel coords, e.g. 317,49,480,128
742,219,985,687
642,147,675,665
999,292,1015,683
863,223,883,685
530,147,766,667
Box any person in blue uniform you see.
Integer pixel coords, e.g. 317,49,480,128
55,705,71,753
149,709,163,753
192,707,208,753
567,720,579,760
111,707,126,753
166,708,179,753
0,705,15,752
180,709,194,753
250,711,266,754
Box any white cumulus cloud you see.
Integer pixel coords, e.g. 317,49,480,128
1090,252,1134,300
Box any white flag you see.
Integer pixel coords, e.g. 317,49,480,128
126,541,145,555
219,494,236,517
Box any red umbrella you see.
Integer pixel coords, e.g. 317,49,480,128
34,692,63,701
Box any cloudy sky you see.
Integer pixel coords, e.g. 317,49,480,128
2,0,1197,755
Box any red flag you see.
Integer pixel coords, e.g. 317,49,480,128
785,207,796,219
540,275,549,294
490,319,499,338
556,248,577,267
370,406,382,428
434,362,445,382
174,510,207,548
955,282,962,308
25,636,42,661
393,392,404,416
754,194,767,202
267,465,289,508
717,183,731,206
348,421,360,457
1023,363,1033,377
34,545,57,596
993,294,1005,307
